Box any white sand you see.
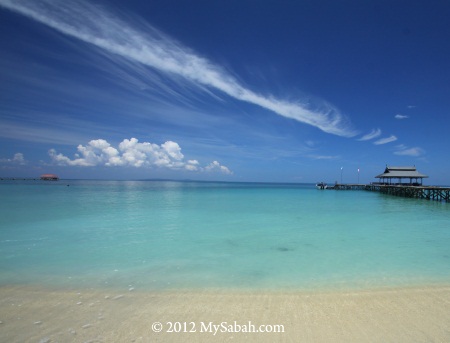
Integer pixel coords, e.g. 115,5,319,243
1,285,450,342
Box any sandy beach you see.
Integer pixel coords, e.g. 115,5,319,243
1,285,449,342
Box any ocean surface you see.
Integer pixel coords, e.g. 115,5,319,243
1,180,449,291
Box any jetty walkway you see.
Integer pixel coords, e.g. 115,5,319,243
331,183,450,202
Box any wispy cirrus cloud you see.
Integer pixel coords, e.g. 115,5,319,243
373,135,397,145
394,145,425,157
395,114,409,119
306,154,340,160
357,128,381,141
0,0,356,137
49,138,233,174
0,117,110,146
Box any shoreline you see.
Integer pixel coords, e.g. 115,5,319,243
1,284,450,342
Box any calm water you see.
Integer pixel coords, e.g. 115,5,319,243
1,180,449,291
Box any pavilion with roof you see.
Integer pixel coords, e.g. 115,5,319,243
375,166,428,186
40,173,59,181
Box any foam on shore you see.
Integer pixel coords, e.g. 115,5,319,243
1,284,449,342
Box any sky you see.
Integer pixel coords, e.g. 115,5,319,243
1,0,449,184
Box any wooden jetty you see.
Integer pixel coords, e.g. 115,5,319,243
332,184,367,190
367,184,450,202
328,165,449,202
331,183,450,203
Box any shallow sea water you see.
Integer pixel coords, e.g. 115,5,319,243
1,180,449,291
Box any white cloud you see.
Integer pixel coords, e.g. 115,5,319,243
394,146,425,157
0,152,27,165
161,141,184,161
185,160,200,171
48,138,232,174
305,140,316,148
395,114,409,119
204,161,233,175
358,128,381,141
306,154,340,160
373,135,397,145
0,0,356,137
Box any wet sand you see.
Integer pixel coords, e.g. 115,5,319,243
1,285,450,342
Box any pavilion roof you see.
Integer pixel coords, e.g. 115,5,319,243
375,166,428,179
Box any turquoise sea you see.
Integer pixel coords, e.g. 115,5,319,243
1,180,449,291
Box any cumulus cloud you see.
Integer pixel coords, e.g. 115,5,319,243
394,146,425,157
0,0,356,137
358,128,381,141
395,114,409,119
373,135,397,145
204,161,233,175
185,160,200,171
0,153,27,165
48,138,232,174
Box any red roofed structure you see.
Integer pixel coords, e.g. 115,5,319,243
40,174,59,181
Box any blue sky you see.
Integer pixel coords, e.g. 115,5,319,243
1,0,449,184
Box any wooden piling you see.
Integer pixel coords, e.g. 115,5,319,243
332,183,450,202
